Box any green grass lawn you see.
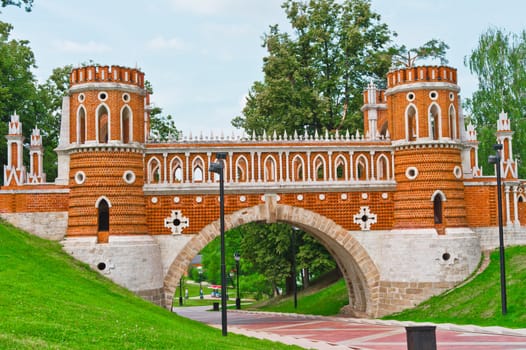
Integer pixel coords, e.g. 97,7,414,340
384,245,526,328
0,220,299,349
253,279,349,316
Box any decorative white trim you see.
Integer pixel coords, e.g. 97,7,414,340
239,195,246,202
297,194,303,201
122,93,130,102
382,192,388,199
164,210,189,235
429,90,438,100
341,193,348,200
95,196,112,208
74,171,86,184
123,170,136,184
319,194,325,200
406,92,415,102
196,196,202,203
405,167,418,180
151,197,158,204
78,93,85,102
98,91,108,101
353,206,377,230
361,193,368,200
173,196,180,203
453,166,462,179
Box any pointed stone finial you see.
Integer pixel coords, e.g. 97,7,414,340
284,130,288,140
294,130,299,140
345,130,350,140
263,130,267,141
325,129,329,140
315,129,319,140
272,130,277,140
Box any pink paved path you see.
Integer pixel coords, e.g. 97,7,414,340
173,306,526,349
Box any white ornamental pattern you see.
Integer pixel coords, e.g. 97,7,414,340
353,206,377,231
164,210,190,235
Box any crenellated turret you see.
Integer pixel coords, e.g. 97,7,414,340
62,65,149,242
384,66,467,234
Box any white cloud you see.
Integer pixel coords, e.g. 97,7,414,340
147,36,186,50
53,40,111,54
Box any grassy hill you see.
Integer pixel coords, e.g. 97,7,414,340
384,245,526,328
0,220,299,349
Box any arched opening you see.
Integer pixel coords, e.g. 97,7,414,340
263,156,277,182
235,156,249,182
356,155,368,181
429,104,440,140
449,105,457,140
97,198,110,232
77,106,86,144
192,157,205,182
291,155,305,182
431,191,446,225
121,106,132,143
97,105,110,143
162,205,380,317
170,156,183,183
406,105,417,141
376,155,389,180
334,155,347,181
313,155,326,181
148,157,161,184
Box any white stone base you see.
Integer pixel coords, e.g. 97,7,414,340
61,235,164,304
352,227,481,283
0,212,68,241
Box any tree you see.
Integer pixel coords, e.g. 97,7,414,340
1,0,33,11
0,20,40,184
144,81,180,141
232,0,395,136
391,39,449,68
464,28,526,177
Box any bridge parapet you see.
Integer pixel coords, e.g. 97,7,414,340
144,139,394,186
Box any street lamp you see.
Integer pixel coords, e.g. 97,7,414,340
179,276,184,306
209,152,228,336
291,226,299,309
198,267,203,300
234,252,241,309
488,143,507,315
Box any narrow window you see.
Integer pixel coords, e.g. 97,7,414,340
98,199,109,231
98,105,109,143
121,106,131,143
434,195,443,224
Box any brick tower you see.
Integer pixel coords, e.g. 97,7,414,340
58,66,149,242
383,66,468,232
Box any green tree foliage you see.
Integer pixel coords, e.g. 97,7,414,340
391,39,449,68
144,80,180,141
464,28,526,177
200,223,336,299
0,21,40,183
232,0,395,136
1,0,33,11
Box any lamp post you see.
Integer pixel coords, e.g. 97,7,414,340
488,143,507,315
291,227,299,309
234,252,241,309
198,267,203,300
209,152,228,336
179,276,183,306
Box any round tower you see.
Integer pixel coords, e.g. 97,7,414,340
387,66,468,232
65,65,148,242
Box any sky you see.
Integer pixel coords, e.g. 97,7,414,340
2,0,525,135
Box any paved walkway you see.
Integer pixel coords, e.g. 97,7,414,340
173,306,526,349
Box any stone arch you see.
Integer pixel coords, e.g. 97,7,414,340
162,204,380,317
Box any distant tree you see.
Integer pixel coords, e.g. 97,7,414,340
464,27,526,177
391,39,449,68
0,20,40,184
232,0,395,136
144,80,180,141
1,0,33,11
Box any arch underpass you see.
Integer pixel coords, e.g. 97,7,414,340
163,203,380,317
